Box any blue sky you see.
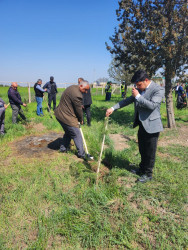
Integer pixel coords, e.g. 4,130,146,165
0,0,119,84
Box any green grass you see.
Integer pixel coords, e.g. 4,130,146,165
0,86,187,249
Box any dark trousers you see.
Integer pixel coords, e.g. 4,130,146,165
83,105,91,125
138,123,159,177
48,93,56,110
57,119,85,158
105,92,111,101
0,108,5,134
11,104,26,124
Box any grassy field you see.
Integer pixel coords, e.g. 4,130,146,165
0,86,187,249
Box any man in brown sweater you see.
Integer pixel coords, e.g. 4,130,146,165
54,81,90,159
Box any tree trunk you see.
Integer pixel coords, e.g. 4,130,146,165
165,76,176,128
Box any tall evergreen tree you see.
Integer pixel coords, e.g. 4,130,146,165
106,0,188,128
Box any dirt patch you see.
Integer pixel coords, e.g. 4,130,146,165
158,125,188,147
106,126,188,150
91,163,110,177
24,122,46,133
106,134,135,151
8,124,188,164
127,192,135,201
117,176,136,188
10,132,64,158
142,200,181,221
157,151,181,162
106,198,124,212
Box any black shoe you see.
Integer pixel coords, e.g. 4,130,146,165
59,148,67,153
77,154,94,161
86,154,94,161
137,175,152,183
130,169,143,176
23,119,30,124
83,156,88,162
78,155,88,161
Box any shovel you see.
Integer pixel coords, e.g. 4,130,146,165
96,116,109,186
79,124,94,160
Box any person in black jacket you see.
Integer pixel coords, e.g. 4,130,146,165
8,82,27,124
43,76,58,111
78,78,92,126
34,79,47,116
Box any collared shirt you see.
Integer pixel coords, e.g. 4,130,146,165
176,85,179,91
36,85,46,92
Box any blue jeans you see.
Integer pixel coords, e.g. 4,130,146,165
36,97,43,115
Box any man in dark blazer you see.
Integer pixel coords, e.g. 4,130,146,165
106,70,164,183
78,77,92,126
54,81,90,159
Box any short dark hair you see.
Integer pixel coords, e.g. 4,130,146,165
131,70,150,83
50,76,54,80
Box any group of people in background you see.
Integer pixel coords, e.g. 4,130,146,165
105,80,128,101
0,77,93,158
173,82,187,109
0,77,56,135
34,76,58,117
